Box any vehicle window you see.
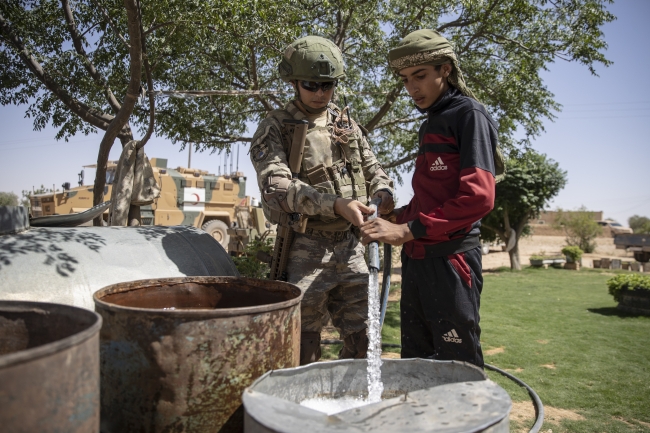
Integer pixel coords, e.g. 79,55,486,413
106,170,116,185
611,223,622,227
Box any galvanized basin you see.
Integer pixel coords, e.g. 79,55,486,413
243,358,512,433
0,301,102,432
94,276,303,433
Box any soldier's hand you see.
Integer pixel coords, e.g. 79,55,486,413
359,218,414,246
334,198,373,227
372,191,394,215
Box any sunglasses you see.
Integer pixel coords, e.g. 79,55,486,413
299,80,337,92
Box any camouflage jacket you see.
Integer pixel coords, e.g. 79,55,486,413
250,100,393,231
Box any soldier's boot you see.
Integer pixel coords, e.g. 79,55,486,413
338,330,369,359
300,332,322,365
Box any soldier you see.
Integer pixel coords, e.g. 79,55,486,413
360,29,499,368
249,36,394,365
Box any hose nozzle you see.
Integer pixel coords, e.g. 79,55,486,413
368,197,381,271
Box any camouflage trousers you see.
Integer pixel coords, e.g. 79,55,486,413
286,232,369,339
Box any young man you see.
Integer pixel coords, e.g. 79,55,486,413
360,29,498,367
250,36,394,365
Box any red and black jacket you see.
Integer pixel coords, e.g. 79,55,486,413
397,87,497,259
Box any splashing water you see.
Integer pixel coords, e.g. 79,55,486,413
366,269,384,402
300,395,368,415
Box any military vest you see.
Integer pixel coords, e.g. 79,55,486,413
265,102,367,231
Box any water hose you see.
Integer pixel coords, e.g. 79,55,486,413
379,242,391,328
484,363,545,433
367,198,381,272
366,197,392,328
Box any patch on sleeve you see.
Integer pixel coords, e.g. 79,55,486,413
251,143,269,162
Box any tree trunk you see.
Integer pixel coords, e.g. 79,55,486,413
509,241,521,270
127,205,141,226
92,0,143,225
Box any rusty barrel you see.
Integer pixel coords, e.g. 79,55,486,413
0,301,102,432
94,276,303,433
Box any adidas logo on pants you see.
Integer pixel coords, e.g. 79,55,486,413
442,329,463,344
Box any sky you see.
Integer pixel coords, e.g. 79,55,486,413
1,1,648,226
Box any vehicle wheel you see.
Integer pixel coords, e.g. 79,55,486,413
201,219,230,249
634,251,650,263
481,243,490,255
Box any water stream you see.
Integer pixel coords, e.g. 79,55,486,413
366,269,384,403
299,204,384,414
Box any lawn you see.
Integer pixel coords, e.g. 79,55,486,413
322,267,650,432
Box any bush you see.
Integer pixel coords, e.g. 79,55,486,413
629,215,650,234
231,237,273,279
554,207,601,253
561,246,583,262
0,192,19,206
607,274,650,302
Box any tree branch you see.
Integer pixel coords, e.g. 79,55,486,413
384,151,417,169
400,5,429,38
87,0,131,49
504,203,511,232
267,93,285,109
61,0,122,114
516,214,529,237
255,94,275,112
363,85,402,131
186,135,253,146
436,17,477,32
459,0,502,55
136,0,154,149
482,223,506,240
0,11,120,133
334,7,354,49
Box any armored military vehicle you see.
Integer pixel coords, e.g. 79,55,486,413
28,158,271,252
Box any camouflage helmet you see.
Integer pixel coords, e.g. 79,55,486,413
278,36,345,82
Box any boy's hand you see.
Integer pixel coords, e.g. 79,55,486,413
359,218,414,246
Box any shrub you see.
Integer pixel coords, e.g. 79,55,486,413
0,192,19,206
629,215,650,234
554,207,601,253
231,237,273,279
607,274,650,302
530,250,563,261
561,246,583,262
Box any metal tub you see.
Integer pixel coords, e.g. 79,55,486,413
94,276,303,433
243,358,512,433
0,225,239,310
0,301,102,432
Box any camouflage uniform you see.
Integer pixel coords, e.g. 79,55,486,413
250,95,392,362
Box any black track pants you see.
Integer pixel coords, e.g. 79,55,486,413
400,245,484,368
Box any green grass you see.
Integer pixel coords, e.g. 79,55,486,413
480,267,650,432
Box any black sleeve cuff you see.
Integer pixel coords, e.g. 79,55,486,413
407,219,427,240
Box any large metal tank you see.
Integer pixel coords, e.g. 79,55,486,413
0,206,239,310
243,358,512,433
94,276,303,433
0,300,102,432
